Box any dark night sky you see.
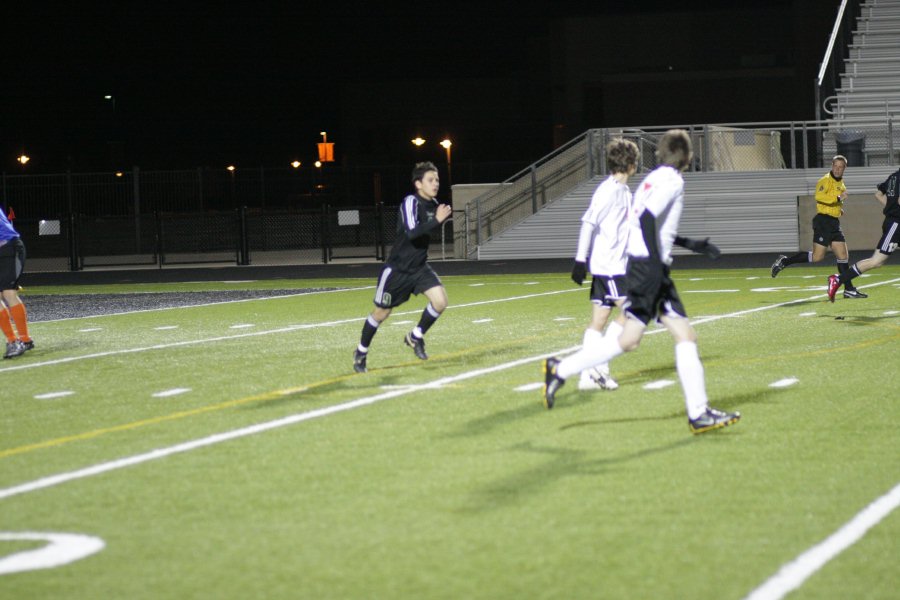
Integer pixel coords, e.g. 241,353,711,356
3,1,839,173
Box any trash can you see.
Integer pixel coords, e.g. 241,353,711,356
835,130,866,166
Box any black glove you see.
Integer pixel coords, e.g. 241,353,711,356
676,236,721,260
571,261,587,285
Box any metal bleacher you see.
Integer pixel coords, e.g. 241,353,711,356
826,0,900,164
474,167,895,260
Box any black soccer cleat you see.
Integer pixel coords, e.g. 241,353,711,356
843,289,868,299
404,332,428,360
21,340,34,352
3,340,26,359
353,349,368,373
770,255,787,278
688,407,741,434
543,357,565,409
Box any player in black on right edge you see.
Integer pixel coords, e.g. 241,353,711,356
353,161,452,373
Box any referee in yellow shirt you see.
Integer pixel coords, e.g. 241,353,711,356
770,155,867,298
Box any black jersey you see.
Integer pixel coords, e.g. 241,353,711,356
877,169,900,219
386,193,442,272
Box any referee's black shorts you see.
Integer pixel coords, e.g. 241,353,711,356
622,258,687,325
373,263,442,308
0,238,26,291
812,213,845,246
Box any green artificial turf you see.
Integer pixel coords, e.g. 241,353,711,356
1,265,898,599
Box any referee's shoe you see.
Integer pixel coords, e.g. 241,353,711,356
770,255,787,278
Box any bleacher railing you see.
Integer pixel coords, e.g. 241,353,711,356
463,117,900,258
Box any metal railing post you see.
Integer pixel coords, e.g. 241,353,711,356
531,165,538,213
889,115,895,164
702,125,710,172
802,122,809,169
789,122,796,169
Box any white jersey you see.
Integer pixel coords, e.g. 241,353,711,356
627,165,684,265
575,175,632,276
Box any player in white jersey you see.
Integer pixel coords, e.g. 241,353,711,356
566,138,639,394
543,130,740,435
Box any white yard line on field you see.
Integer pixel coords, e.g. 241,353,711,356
744,482,900,600
0,288,584,373
37,286,376,323
0,348,574,502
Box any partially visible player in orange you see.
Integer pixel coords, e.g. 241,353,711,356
0,206,33,359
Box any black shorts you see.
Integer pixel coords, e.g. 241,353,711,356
0,238,25,291
373,264,442,308
875,217,900,255
622,258,687,325
589,274,628,308
812,214,845,246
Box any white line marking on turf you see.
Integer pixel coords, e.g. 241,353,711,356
643,380,675,390
684,289,739,293
554,317,575,321
472,318,493,323
34,391,75,400
0,288,585,374
0,348,577,502
798,312,816,317
744,482,900,600
38,286,376,324
0,532,105,575
154,326,179,330
514,382,543,392
769,378,799,388
152,388,191,398
389,320,414,325
229,324,255,329
885,310,899,316
469,283,485,287
78,328,103,333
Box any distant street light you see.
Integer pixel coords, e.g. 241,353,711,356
440,139,453,199
104,95,116,111
17,154,30,167
291,160,301,169
411,137,426,147
227,165,236,208
314,160,322,168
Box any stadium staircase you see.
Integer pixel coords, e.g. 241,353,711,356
474,167,896,260
825,0,900,164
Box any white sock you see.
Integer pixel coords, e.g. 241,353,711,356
558,332,623,380
578,328,605,380
675,341,708,420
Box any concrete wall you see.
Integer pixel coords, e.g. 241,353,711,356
797,194,885,251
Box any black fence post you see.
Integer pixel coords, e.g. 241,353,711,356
321,205,331,264
68,213,81,271
155,211,164,268
238,205,250,265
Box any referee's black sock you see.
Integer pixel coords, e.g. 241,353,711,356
358,315,380,351
414,303,441,337
783,251,810,266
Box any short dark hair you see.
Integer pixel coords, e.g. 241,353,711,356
606,138,640,174
412,161,438,184
656,129,693,171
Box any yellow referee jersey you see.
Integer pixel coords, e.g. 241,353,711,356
815,172,846,218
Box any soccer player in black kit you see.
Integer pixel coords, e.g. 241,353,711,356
353,161,453,373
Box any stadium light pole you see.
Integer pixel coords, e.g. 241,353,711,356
440,139,452,200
